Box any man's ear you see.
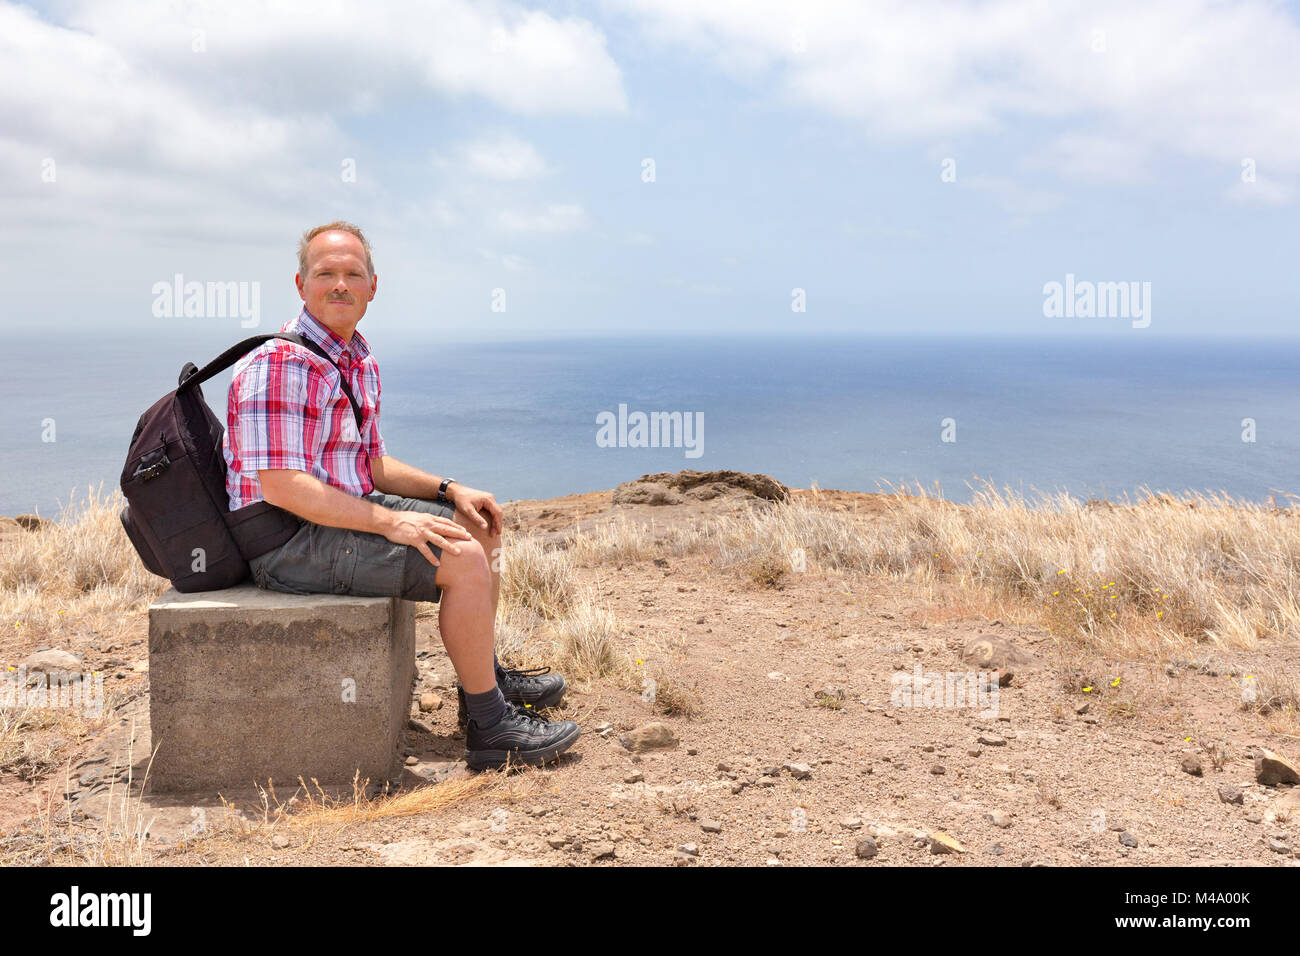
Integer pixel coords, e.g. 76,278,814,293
294,273,306,300
369,273,378,300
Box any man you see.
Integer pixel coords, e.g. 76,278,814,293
223,221,578,771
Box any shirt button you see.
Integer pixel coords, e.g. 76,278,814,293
345,547,352,554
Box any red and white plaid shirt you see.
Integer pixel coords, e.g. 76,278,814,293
223,307,387,510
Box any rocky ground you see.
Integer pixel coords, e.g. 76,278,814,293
2,472,1299,867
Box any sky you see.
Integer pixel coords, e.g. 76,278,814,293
2,0,1299,342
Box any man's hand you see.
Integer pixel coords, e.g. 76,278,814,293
449,483,503,536
381,509,474,568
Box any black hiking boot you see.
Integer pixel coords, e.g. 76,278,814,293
464,702,580,770
457,664,567,730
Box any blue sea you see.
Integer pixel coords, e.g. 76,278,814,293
3,331,1298,519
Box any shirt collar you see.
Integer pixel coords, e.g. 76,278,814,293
290,306,373,366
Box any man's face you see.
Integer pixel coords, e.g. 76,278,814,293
295,231,377,334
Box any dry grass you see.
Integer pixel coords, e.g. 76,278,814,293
246,770,506,830
641,667,702,718
0,484,168,642
4,716,160,866
546,590,631,684
565,512,705,566
500,533,576,620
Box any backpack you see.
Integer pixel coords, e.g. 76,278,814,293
119,333,363,593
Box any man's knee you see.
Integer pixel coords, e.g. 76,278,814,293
453,514,502,564
433,535,491,588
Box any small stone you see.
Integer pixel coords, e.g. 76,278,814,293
1217,785,1244,805
700,819,722,833
1180,754,1203,777
20,649,84,682
676,842,699,857
784,762,813,780
985,810,1012,829
855,836,878,859
815,684,847,701
930,764,946,775
841,817,864,830
589,841,616,860
985,843,1003,856
1118,831,1138,848
977,734,1007,747
15,514,50,532
404,755,419,766
928,832,966,855
623,771,644,784
1267,838,1292,855
1075,702,1090,715
419,692,442,712
1255,748,1300,787
1245,813,1263,824
271,834,290,849
407,718,432,734
620,722,678,752
546,836,568,849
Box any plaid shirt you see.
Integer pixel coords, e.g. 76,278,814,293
223,307,387,510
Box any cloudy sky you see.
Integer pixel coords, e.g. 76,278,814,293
4,0,1299,340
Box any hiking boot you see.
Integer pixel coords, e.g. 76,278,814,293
464,702,581,770
457,664,567,729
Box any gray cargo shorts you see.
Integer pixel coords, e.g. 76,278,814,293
248,491,457,603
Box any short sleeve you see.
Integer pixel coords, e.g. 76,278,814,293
229,349,320,474
365,363,386,459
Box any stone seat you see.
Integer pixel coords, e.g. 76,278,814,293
146,585,415,792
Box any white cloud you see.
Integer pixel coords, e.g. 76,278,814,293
1031,133,1154,185
1224,175,1295,206
0,0,626,238
447,131,550,180
496,202,588,233
47,0,628,117
611,0,1300,180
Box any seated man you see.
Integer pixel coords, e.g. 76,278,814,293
222,220,578,771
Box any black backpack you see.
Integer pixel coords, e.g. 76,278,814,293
119,333,363,593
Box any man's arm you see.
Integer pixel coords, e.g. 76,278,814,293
260,468,398,535
259,468,472,564
370,454,451,501
370,455,503,536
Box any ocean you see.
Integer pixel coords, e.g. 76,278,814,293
3,331,1298,519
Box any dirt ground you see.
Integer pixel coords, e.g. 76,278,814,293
2,481,1299,867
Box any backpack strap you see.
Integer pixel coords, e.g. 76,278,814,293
177,333,364,431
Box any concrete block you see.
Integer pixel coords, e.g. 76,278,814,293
147,585,415,792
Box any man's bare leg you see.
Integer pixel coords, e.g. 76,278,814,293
453,511,501,617
433,537,496,694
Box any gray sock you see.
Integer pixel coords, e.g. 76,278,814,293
464,685,508,728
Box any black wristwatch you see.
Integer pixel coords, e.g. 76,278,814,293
437,478,457,503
